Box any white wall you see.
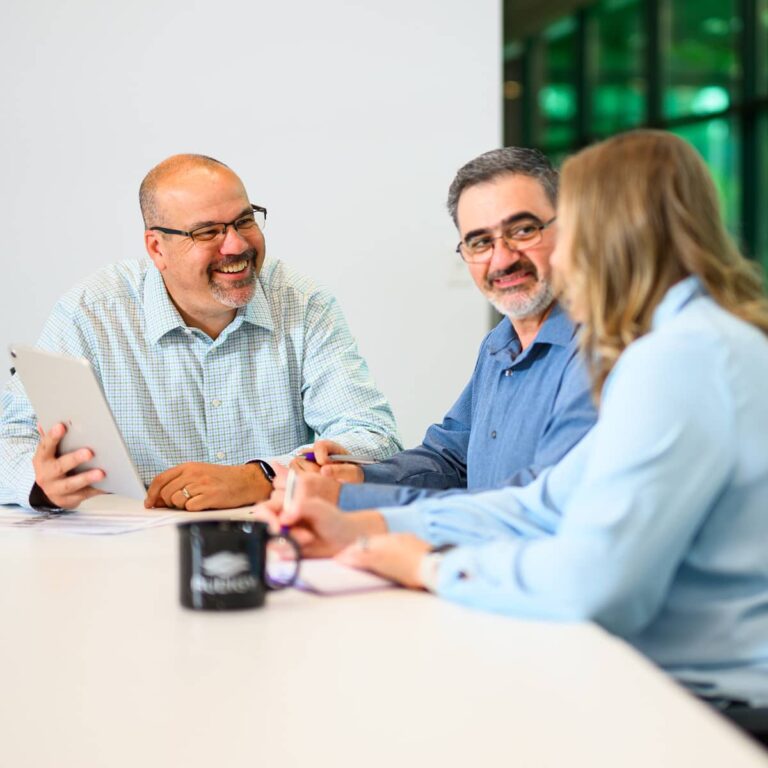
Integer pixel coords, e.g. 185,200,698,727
0,0,500,447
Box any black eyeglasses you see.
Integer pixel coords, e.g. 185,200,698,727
456,216,556,263
149,204,267,245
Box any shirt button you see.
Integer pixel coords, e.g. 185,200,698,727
212,398,221,407
184,328,193,335
491,431,497,439
216,450,226,460
504,369,513,377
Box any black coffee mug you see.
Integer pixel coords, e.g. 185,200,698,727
178,520,301,610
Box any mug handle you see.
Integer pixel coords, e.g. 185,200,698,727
265,530,301,590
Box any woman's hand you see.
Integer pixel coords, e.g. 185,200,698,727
336,533,431,589
279,497,387,558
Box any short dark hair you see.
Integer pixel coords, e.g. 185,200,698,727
446,147,559,226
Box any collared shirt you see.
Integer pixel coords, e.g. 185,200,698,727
0,257,402,507
383,277,768,705
339,302,596,510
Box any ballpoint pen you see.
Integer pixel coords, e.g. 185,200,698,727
300,452,374,465
279,468,297,536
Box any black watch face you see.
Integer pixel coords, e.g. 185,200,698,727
256,460,275,481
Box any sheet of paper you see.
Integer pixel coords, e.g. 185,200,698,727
0,508,180,535
295,558,394,595
0,495,259,536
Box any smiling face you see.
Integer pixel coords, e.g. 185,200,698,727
144,164,265,333
456,173,556,321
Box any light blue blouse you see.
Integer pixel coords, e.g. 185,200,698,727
383,277,768,704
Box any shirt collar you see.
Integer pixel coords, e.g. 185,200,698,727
144,265,187,344
651,276,705,331
241,273,275,332
143,263,275,345
488,301,576,355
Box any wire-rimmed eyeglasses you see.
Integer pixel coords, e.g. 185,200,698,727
456,216,556,263
149,204,267,245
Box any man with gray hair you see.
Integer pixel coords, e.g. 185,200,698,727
0,154,402,511
285,146,596,509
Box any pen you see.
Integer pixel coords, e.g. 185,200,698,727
284,468,297,509
300,452,375,465
279,468,297,536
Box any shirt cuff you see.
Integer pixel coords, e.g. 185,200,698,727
379,504,430,538
338,482,406,511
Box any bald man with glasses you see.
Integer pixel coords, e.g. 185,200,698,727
0,154,401,511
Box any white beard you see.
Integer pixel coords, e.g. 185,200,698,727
487,278,555,320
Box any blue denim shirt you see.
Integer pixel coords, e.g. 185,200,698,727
339,303,596,510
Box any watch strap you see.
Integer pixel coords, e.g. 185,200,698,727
247,459,276,483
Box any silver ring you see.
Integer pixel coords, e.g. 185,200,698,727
181,486,191,500
357,535,369,551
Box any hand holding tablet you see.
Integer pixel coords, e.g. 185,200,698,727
32,421,108,509
11,346,147,507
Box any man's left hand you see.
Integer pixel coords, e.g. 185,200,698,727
336,533,431,589
145,462,271,511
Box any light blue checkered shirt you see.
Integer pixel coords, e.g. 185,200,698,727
0,257,401,506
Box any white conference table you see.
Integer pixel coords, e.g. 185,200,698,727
0,505,765,768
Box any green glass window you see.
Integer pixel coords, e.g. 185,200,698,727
591,0,646,135
538,16,578,149
661,0,740,119
758,0,768,96
504,42,525,146
548,150,571,171
503,0,766,272
759,113,768,271
672,120,741,238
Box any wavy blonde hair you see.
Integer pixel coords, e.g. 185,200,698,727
559,129,768,402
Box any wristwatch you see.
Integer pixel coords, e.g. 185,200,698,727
247,459,276,484
419,553,444,593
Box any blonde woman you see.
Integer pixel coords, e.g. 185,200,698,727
279,131,768,709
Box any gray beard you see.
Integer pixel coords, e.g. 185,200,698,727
208,252,258,308
487,279,555,320
210,270,256,308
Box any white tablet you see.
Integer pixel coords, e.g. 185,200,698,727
9,345,146,500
